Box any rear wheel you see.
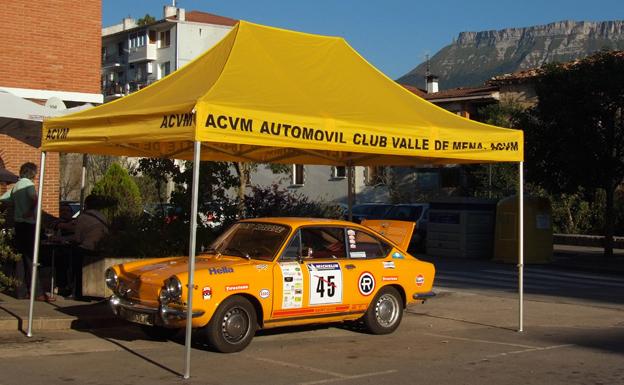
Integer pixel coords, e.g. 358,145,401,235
363,286,403,334
204,296,257,353
140,325,180,340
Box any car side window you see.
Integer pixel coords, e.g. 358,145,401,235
347,229,391,259
300,227,346,259
280,231,301,261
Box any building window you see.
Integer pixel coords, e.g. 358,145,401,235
117,42,124,57
129,32,146,49
159,62,171,79
148,30,157,44
292,164,304,186
365,166,386,186
159,30,171,48
332,166,346,179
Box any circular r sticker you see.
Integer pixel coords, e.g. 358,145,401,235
358,272,376,296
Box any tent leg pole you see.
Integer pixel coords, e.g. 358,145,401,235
184,141,201,379
27,151,46,337
79,154,88,211
347,163,354,221
518,161,524,333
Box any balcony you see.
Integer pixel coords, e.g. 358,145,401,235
128,44,157,63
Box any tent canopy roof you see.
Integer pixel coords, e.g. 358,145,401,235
43,21,523,166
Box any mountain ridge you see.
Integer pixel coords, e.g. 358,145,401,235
398,20,624,90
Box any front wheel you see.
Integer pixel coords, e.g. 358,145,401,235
204,296,257,353
363,286,403,334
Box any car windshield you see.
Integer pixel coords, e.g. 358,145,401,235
209,222,290,261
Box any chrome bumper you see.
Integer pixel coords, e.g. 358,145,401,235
109,295,205,326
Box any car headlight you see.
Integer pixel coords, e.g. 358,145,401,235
161,276,182,303
105,268,119,291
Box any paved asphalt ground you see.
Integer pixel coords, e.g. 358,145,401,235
0,252,623,385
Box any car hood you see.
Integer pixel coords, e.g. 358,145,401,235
124,255,253,285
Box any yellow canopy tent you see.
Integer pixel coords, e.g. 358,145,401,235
31,21,525,378
42,21,522,165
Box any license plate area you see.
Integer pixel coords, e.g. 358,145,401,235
120,307,155,326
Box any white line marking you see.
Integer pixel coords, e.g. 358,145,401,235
486,344,574,359
485,269,624,287
423,333,538,349
251,356,348,378
298,370,398,385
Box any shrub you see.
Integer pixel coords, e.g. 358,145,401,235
0,211,20,291
243,184,344,219
91,163,142,221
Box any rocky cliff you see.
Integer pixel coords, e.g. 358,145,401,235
398,20,624,90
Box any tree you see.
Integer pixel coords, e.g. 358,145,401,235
137,14,156,26
91,163,143,220
523,51,624,257
463,101,525,199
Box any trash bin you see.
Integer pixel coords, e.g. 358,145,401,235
426,198,497,258
493,196,553,264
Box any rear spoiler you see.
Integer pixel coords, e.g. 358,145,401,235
361,219,415,251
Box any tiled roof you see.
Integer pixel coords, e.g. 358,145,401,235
400,84,426,97
488,50,624,85
168,11,238,26
400,84,499,101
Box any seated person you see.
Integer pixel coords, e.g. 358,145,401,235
63,195,109,298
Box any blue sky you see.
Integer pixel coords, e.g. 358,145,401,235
103,0,624,80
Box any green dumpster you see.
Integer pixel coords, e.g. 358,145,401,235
493,196,553,264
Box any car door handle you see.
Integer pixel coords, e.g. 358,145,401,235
345,264,356,270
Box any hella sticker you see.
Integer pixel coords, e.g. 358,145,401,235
209,266,234,275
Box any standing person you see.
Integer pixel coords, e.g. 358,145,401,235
0,162,50,301
69,194,109,298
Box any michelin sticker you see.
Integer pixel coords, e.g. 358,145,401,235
280,262,303,309
307,262,343,305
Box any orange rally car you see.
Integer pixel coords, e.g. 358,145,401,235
106,217,436,352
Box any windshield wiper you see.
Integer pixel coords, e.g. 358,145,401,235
223,247,251,260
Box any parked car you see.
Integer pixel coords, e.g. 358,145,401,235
382,203,430,252
349,203,393,223
106,217,436,352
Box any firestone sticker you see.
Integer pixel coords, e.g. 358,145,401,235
225,284,249,292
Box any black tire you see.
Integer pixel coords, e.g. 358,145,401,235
140,325,180,340
363,286,403,335
204,296,257,353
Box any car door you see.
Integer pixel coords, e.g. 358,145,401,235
271,227,349,321
339,227,394,312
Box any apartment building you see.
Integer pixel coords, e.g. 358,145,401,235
101,6,236,101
